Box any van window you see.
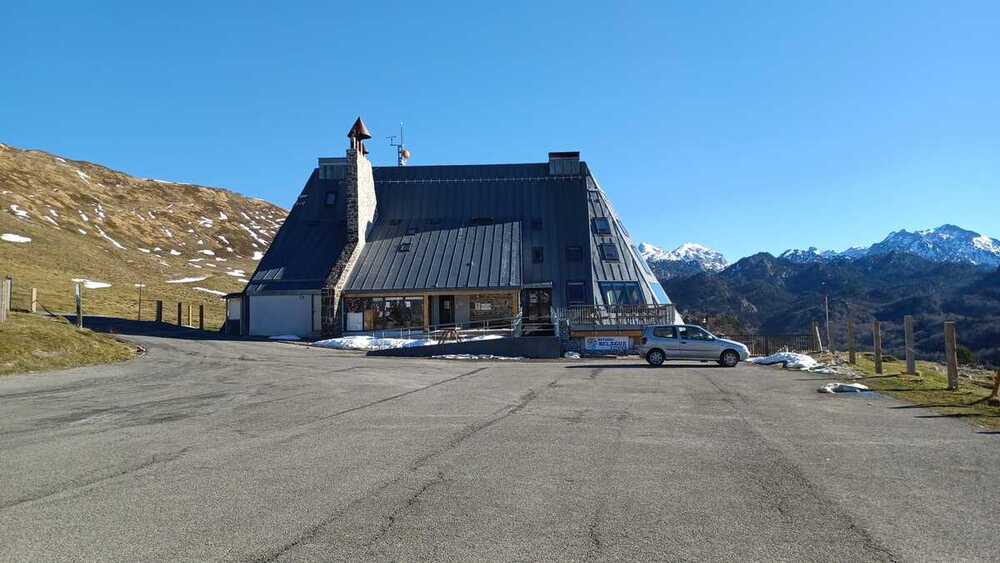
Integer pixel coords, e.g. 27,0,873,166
653,327,675,338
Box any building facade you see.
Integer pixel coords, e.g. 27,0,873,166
226,119,672,338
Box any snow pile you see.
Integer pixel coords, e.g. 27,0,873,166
252,251,264,260
750,352,819,370
71,278,111,289
166,276,209,284
9,204,29,219
564,351,581,359
1,233,31,243
193,287,226,296
818,382,870,394
269,335,301,341
432,354,524,361
199,249,215,256
313,335,438,351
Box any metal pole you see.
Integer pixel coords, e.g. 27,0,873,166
75,283,83,329
824,293,833,354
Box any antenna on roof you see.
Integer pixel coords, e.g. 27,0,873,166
387,123,410,166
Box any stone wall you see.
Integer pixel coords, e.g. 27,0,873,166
320,147,376,337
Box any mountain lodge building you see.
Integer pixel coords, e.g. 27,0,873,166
226,118,674,340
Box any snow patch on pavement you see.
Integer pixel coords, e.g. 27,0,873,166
749,352,819,370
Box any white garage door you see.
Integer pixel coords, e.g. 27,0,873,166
249,294,313,337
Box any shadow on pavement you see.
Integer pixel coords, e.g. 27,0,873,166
65,315,246,342
564,363,725,370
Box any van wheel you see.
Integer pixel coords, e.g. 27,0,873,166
719,350,740,367
646,349,665,366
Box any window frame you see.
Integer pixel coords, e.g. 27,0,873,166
592,217,612,235
566,281,587,305
598,282,644,306
598,243,620,261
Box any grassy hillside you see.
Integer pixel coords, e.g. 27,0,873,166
0,143,287,328
0,312,136,376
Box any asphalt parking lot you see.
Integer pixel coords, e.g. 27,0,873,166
2,329,999,562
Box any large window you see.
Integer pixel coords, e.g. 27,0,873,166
598,282,644,305
566,282,587,305
344,296,424,331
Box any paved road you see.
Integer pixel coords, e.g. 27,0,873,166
2,325,999,562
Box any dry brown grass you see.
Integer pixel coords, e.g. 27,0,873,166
0,312,136,376
0,143,287,328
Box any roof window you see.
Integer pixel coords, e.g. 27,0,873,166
593,217,612,235
599,243,619,261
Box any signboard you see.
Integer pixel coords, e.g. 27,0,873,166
584,336,631,354
346,312,364,332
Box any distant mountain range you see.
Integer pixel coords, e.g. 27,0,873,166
641,224,1000,278
640,225,1000,366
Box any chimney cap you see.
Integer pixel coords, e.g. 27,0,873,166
347,117,372,141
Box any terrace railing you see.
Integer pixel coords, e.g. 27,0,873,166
561,304,678,330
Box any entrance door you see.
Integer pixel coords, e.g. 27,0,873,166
438,295,455,326
522,288,553,335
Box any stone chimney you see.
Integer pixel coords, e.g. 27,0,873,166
321,117,377,336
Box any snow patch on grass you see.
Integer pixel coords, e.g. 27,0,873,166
166,276,209,284
2,233,31,243
194,287,226,296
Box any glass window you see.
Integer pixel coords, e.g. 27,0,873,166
566,246,583,262
598,282,644,305
398,241,411,252
592,217,611,235
599,243,619,261
325,192,336,206
677,326,711,340
566,282,587,305
345,296,424,331
653,327,675,338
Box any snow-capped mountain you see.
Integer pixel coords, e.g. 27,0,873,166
780,225,1000,268
638,242,728,280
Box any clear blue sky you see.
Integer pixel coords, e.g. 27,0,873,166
2,1,998,260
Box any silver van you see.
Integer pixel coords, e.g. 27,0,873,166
636,325,749,367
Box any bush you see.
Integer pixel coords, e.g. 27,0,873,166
956,344,976,366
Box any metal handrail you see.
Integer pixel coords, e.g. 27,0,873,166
561,304,677,328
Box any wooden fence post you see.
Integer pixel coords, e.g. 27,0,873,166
987,371,1000,407
847,319,856,364
30,288,37,313
811,320,822,352
3,277,11,315
176,302,183,327
0,279,7,323
944,321,959,391
904,315,916,375
155,300,163,323
187,303,192,327
873,320,882,374
198,304,205,331
75,283,83,329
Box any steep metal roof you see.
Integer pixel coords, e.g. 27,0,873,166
247,158,671,308
344,163,583,292
246,170,343,294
